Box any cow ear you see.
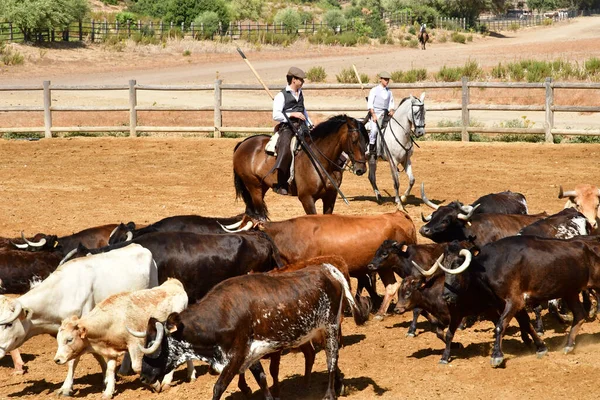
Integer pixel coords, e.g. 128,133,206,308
23,308,33,320
472,246,481,257
79,326,87,339
401,244,408,252
126,222,136,230
166,312,181,333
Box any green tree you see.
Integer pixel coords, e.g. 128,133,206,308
164,0,230,27
0,0,89,42
229,0,264,21
527,0,558,12
194,11,220,38
273,8,301,34
323,9,346,31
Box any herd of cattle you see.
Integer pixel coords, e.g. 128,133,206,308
0,183,599,399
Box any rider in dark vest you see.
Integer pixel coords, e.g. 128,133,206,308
271,66,313,195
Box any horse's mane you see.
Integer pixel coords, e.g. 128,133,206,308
310,114,352,139
399,97,410,106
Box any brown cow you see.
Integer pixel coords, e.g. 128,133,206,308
225,211,417,319
559,184,600,231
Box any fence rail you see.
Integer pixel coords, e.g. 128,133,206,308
0,79,599,141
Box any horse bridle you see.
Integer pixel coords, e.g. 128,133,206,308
307,122,365,172
386,102,425,153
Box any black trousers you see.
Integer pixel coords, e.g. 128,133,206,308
274,125,294,186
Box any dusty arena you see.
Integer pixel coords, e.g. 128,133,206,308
0,139,599,400
1,14,600,400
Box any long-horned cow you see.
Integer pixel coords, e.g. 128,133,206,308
558,184,600,231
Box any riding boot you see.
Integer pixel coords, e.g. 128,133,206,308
275,170,289,195
368,143,376,160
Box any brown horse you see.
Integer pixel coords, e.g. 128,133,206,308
232,115,368,220
418,31,429,50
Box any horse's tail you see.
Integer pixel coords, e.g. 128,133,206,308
233,144,270,220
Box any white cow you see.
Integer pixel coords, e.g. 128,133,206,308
0,243,157,395
54,279,189,399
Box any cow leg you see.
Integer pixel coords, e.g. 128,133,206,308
440,313,462,364
10,350,25,375
368,155,382,203
248,361,274,400
491,300,519,368
514,310,547,356
373,269,399,320
356,274,382,311
212,356,249,400
101,358,118,400
186,359,197,382
299,342,316,386
93,352,108,375
117,351,133,376
237,373,252,397
406,308,421,337
268,352,282,398
298,194,318,215
324,324,343,400
563,293,586,354
532,305,545,335
56,356,79,396
401,159,415,204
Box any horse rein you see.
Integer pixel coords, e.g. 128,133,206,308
387,102,425,152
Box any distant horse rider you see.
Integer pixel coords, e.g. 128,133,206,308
420,23,427,35
272,66,313,195
367,71,395,160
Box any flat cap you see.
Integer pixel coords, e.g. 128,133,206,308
378,71,392,79
287,66,306,79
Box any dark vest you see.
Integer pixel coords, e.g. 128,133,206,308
282,89,305,115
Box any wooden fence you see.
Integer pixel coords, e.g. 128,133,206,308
0,79,599,142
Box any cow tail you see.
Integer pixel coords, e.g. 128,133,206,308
324,263,371,325
256,231,285,269
233,167,269,220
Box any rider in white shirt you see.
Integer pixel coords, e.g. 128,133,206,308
367,71,395,157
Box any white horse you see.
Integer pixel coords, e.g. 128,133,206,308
368,93,426,209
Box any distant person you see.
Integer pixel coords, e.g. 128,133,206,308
420,23,427,34
367,71,395,158
272,66,313,195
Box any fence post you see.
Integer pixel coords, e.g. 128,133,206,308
129,79,137,138
191,22,194,39
461,76,470,142
544,77,554,143
9,22,13,41
79,20,83,41
91,19,95,42
214,79,222,138
43,81,52,139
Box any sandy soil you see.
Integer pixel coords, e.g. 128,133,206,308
1,15,600,400
0,138,600,400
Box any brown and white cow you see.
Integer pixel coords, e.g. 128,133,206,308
54,279,189,399
559,184,600,231
224,211,417,319
137,263,370,399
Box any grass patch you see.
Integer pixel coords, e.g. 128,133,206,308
306,66,327,82
336,67,369,83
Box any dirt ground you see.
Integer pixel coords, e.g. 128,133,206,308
1,138,600,400
1,14,600,400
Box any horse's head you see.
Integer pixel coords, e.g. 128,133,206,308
344,117,368,176
409,93,426,138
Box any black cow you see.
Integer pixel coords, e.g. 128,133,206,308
136,263,370,399
0,250,64,294
518,207,591,238
440,236,600,367
70,231,282,303
13,224,119,254
108,214,245,245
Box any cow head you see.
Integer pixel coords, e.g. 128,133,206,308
559,184,600,230
108,222,136,245
12,232,60,252
395,275,428,314
367,240,407,272
439,243,474,305
0,298,33,359
419,183,479,242
54,315,88,364
138,315,180,392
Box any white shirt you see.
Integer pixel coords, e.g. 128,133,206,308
272,86,312,126
367,85,395,115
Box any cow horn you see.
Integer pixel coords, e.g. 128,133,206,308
109,226,118,238
219,220,254,233
59,248,78,266
421,212,432,222
460,204,474,214
457,204,480,221
126,325,148,338
597,188,600,198
125,231,133,241
221,220,243,230
21,231,46,247
437,249,472,275
137,322,164,355
558,186,576,199
11,242,28,249
421,183,439,210
411,254,443,276
0,301,22,324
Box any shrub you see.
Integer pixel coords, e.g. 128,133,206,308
491,63,507,79
115,12,136,26
194,11,220,39
323,9,346,32
435,65,463,82
451,32,466,44
585,57,600,76
462,59,483,80
306,66,327,82
507,62,524,81
392,68,427,83
183,49,191,56
242,31,297,46
335,67,368,83
525,61,552,82
437,34,448,43
0,42,24,66
379,35,394,44
408,25,416,35
274,8,301,34
509,22,520,32
408,39,418,48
